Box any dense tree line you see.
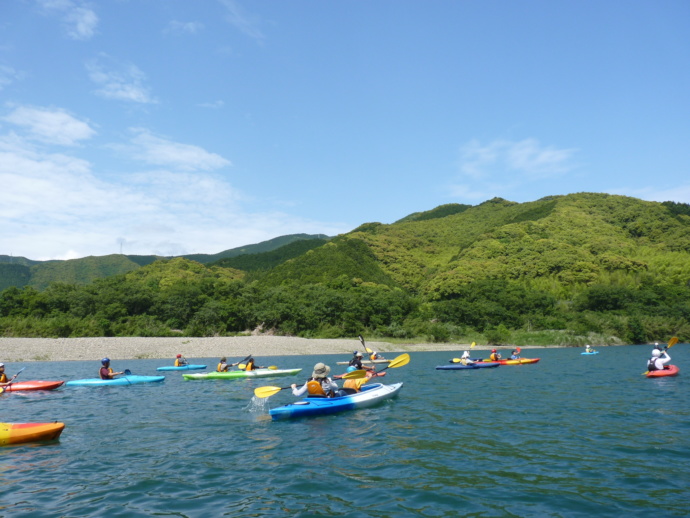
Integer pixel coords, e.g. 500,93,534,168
1,260,687,345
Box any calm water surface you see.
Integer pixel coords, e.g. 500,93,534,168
1,345,688,517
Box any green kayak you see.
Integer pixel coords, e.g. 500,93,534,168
183,368,302,380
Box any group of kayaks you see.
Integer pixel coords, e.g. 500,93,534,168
436,357,541,370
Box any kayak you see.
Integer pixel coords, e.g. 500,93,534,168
183,368,302,380
269,382,403,420
646,365,679,378
479,358,540,365
336,359,390,365
581,351,599,355
334,371,387,379
65,375,165,387
0,422,65,446
436,362,500,370
2,380,65,392
156,364,207,371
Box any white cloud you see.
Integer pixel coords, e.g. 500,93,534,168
86,55,156,104
198,100,225,109
459,138,577,180
3,105,96,146
165,20,204,35
218,0,265,41
36,0,98,40
609,185,690,205
125,128,231,171
0,65,23,91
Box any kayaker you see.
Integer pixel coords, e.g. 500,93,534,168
459,351,475,366
349,351,374,372
174,354,188,367
291,362,339,398
510,349,521,360
99,358,124,379
0,363,18,387
647,348,671,372
585,344,593,353
217,357,230,372
243,358,265,371
340,370,377,395
369,351,385,361
489,349,502,361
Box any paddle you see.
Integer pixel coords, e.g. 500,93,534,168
642,337,679,375
124,369,132,376
368,353,410,377
452,342,479,363
254,368,368,399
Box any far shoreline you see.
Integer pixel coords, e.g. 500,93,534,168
0,336,579,363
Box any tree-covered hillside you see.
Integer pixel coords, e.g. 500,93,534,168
1,193,689,345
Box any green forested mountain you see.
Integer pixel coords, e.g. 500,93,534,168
0,234,328,291
1,193,689,345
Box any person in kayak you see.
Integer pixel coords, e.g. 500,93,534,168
174,354,188,367
349,352,375,372
243,358,265,371
291,362,339,398
0,363,19,387
369,351,386,361
459,351,475,366
647,348,671,372
489,349,502,361
510,349,521,360
99,358,124,379
217,357,230,372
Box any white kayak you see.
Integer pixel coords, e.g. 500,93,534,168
269,382,403,420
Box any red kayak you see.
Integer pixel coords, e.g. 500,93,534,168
2,380,65,392
0,422,65,445
646,365,679,378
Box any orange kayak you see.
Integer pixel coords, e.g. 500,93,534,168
3,380,65,392
0,422,65,446
478,358,540,365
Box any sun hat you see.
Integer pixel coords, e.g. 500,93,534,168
356,352,363,358
312,362,331,378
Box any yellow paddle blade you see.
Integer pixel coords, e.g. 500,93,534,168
451,358,463,363
254,385,284,399
268,366,278,370
668,336,679,349
471,341,476,348
365,347,374,354
388,353,410,368
342,369,368,379
238,363,246,369
0,387,3,394
641,371,649,376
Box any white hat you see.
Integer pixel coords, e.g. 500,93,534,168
0,363,4,367
652,349,661,357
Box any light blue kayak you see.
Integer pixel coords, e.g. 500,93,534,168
269,382,403,420
581,351,599,355
65,375,165,387
156,364,207,371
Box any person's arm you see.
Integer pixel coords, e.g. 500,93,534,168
325,378,339,393
292,382,308,397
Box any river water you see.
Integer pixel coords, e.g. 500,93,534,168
1,345,688,517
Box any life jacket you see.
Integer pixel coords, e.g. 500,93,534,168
0,373,7,383
245,361,255,371
490,353,500,361
647,358,658,371
174,359,182,367
100,367,114,379
348,358,362,368
217,363,226,372
343,377,366,392
307,379,326,396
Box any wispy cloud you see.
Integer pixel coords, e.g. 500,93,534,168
2,105,96,145
86,55,157,104
197,100,225,109
218,0,265,42
0,64,23,91
165,20,205,35
449,138,579,202
609,185,690,205
124,128,231,172
36,0,99,41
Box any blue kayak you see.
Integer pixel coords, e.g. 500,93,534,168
156,364,207,371
436,362,500,370
65,375,165,387
581,351,599,355
269,382,403,420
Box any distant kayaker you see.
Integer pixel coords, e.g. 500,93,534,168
647,348,671,372
369,351,386,361
243,358,265,371
291,362,339,398
99,358,124,380
585,344,594,353
489,349,502,361
459,351,475,366
349,351,374,372
510,349,521,360
0,363,18,387
217,357,230,372
174,354,188,367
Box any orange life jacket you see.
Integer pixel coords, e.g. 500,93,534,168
0,373,7,383
217,363,226,372
343,377,366,392
307,379,327,396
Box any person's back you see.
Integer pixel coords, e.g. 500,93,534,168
648,349,670,371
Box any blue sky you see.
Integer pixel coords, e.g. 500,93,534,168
1,1,689,260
